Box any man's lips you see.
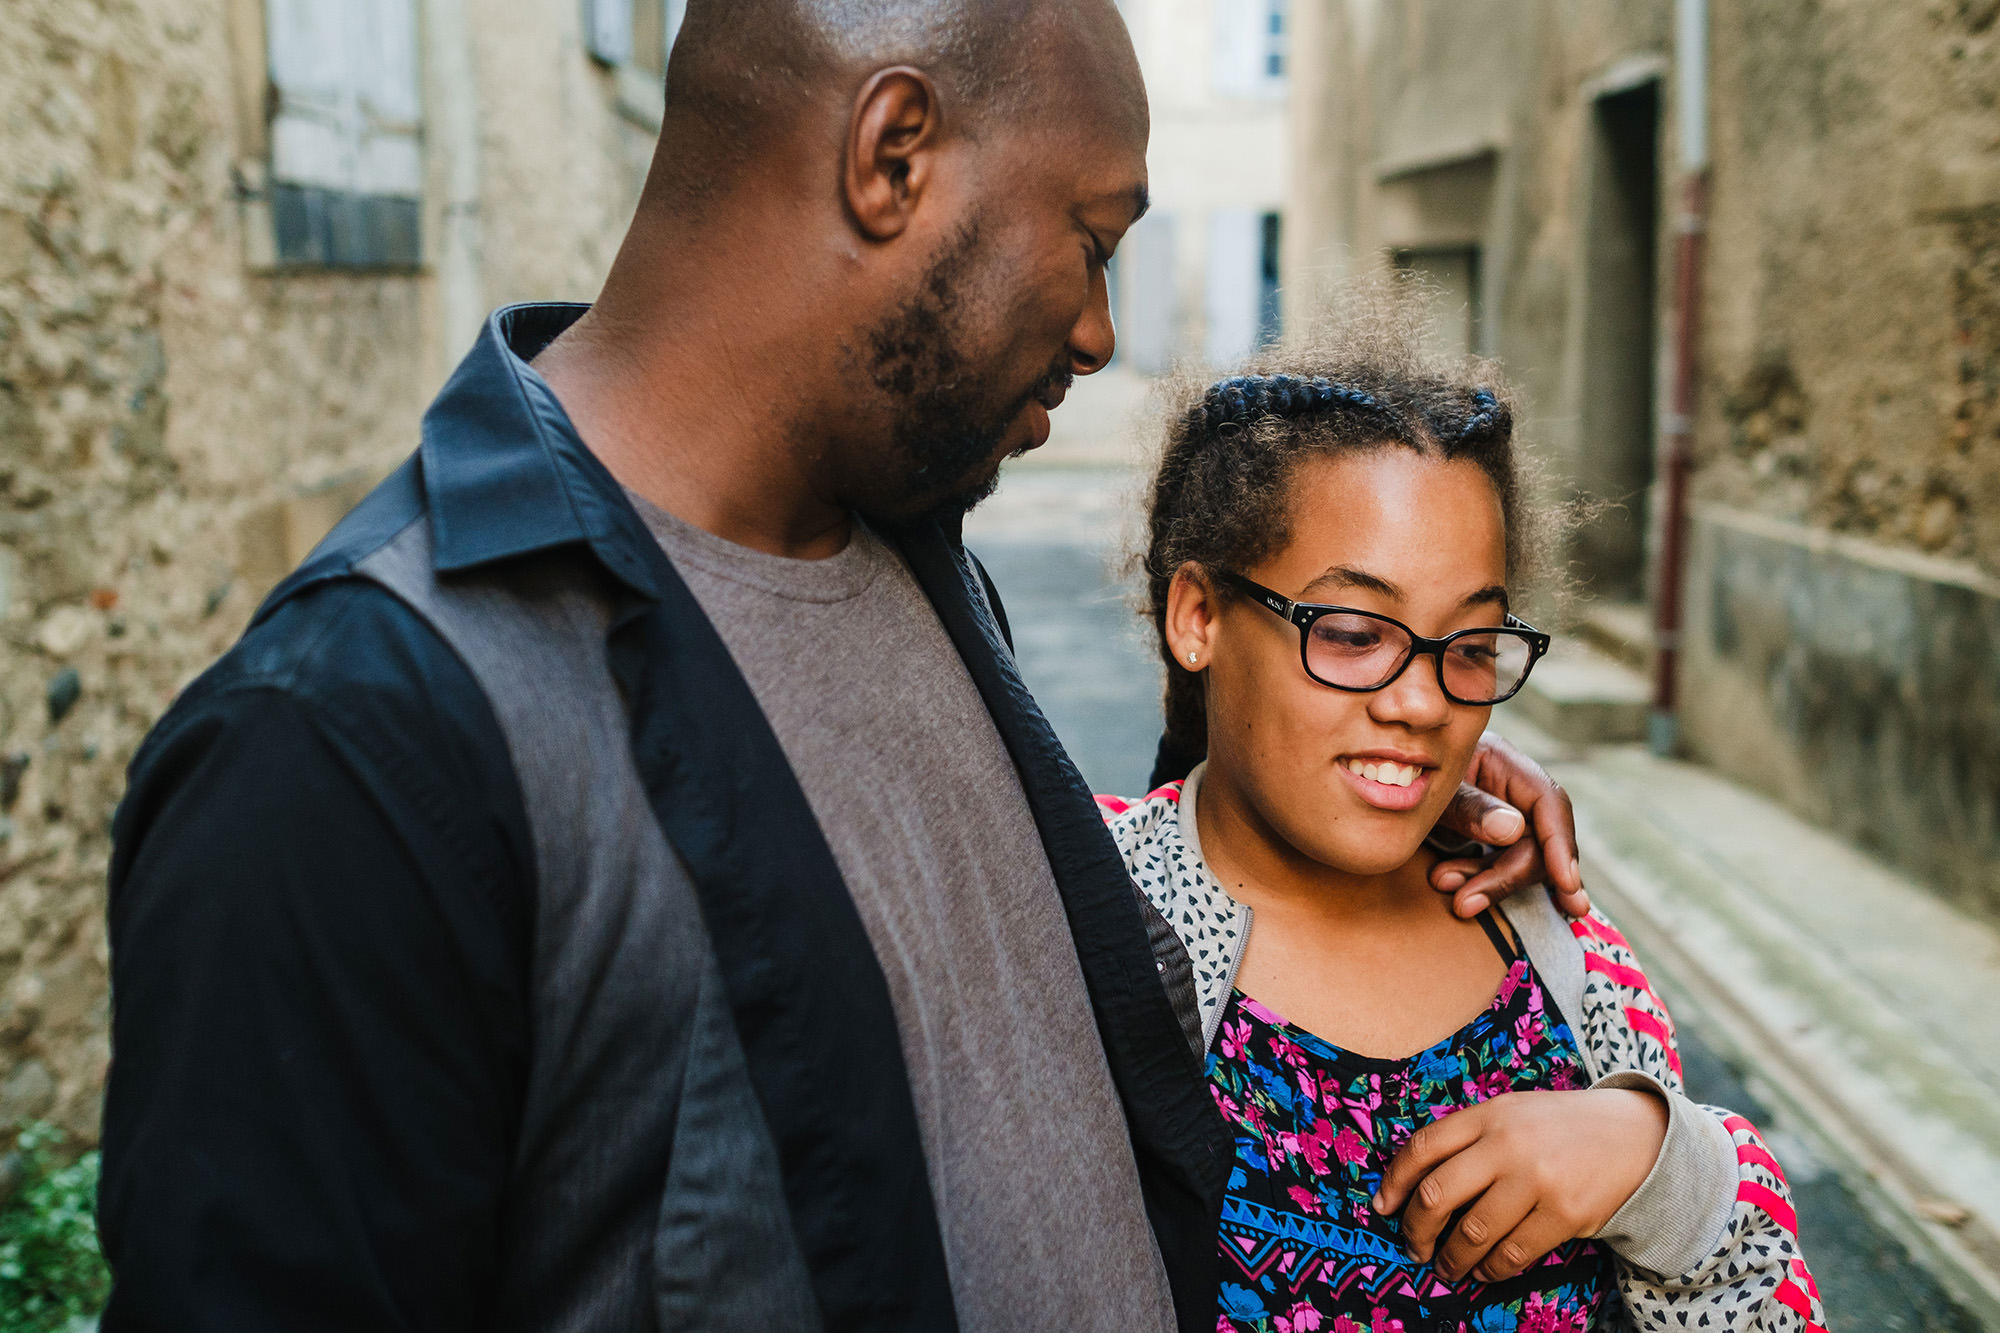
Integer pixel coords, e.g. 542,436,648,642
1025,401,1053,449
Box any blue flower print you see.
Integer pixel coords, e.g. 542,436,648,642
1220,1283,1268,1321
1466,1305,1519,1333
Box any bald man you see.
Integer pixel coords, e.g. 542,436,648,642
99,2,1586,1329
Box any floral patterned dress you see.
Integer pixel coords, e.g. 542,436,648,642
1209,914,1617,1333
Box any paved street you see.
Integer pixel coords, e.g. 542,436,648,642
966,463,1988,1331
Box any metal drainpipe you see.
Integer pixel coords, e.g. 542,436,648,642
1650,0,1711,757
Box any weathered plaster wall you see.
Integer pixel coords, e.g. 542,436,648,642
0,0,653,1139
1697,0,2000,572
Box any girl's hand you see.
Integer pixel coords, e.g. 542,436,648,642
1369,1089,1668,1283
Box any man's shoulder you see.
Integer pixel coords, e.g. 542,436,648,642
174,575,470,733
118,570,532,905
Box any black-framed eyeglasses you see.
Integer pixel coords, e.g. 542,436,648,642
1218,572,1551,706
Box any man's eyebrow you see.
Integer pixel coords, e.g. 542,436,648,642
1300,565,1401,600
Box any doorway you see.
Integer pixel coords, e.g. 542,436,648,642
1575,80,1660,601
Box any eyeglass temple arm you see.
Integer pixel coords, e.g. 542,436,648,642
1222,572,1298,620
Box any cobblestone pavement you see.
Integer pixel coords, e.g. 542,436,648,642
965,464,1987,1331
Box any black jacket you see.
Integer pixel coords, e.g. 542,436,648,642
101,304,1229,1331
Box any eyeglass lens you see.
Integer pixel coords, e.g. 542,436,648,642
1304,613,1536,704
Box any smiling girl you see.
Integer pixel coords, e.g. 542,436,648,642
1099,302,1825,1332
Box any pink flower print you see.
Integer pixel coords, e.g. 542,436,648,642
1217,1319,1234,1333
1495,965,1524,1008
1277,1303,1324,1333
1332,1126,1369,1167
1548,1063,1579,1091
1294,1118,1335,1174
1220,1016,1253,1061
1369,1307,1406,1333
1517,1292,1586,1333
1333,1318,1365,1333
1345,1079,1382,1141
1287,1185,1325,1215
1462,1070,1509,1102
1513,1010,1545,1050
1243,995,1286,1026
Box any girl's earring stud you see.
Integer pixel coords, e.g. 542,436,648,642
1187,652,1198,665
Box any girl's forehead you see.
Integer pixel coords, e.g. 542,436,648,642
1276,452,1508,587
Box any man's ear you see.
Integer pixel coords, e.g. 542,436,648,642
845,67,941,241
1165,563,1222,671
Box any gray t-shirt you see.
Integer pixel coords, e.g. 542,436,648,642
632,494,1176,1333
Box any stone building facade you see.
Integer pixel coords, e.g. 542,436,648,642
1285,0,2000,919
0,0,675,1139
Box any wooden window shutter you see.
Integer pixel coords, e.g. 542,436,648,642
264,0,424,268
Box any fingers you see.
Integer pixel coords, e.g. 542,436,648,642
1448,841,1540,919
1396,1142,1502,1264
1438,780,1527,848
1432,1174,1539,1282
1528,778,1585,910
1446,735,1591,918
1472,1204,1578,1283
1429,857,1485,898
1372,1109,1487,1218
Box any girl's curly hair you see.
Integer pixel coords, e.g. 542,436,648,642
1139,279,1559,765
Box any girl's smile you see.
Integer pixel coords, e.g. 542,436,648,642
1336,751,1436,810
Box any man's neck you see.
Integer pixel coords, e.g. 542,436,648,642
531,243,856,562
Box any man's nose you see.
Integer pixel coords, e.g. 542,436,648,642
1068,267,1116,375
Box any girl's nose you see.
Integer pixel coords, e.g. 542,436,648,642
1366,653,1454,730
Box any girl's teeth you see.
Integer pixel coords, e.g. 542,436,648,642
1344,758,1419,787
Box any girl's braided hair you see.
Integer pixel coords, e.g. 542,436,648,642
1140,281,1553,764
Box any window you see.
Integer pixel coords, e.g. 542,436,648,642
1259,211,1283,346
263,0,424,268
1214,0,1288,97
585,0,685,129
586,0,685,75
1393,247,1485,358
1119,212,1179,375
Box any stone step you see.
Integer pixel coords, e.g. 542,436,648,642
1576,599,1654,672
1506,636,1651,746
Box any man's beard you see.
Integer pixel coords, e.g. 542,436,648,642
860,222,1072,521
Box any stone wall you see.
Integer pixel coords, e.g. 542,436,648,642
1683,506,2000,919
1695,0,2000,573
0,0,656,1140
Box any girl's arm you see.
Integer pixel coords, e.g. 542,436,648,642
1568,910,1828,1330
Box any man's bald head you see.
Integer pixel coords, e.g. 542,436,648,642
654,0,1143,206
